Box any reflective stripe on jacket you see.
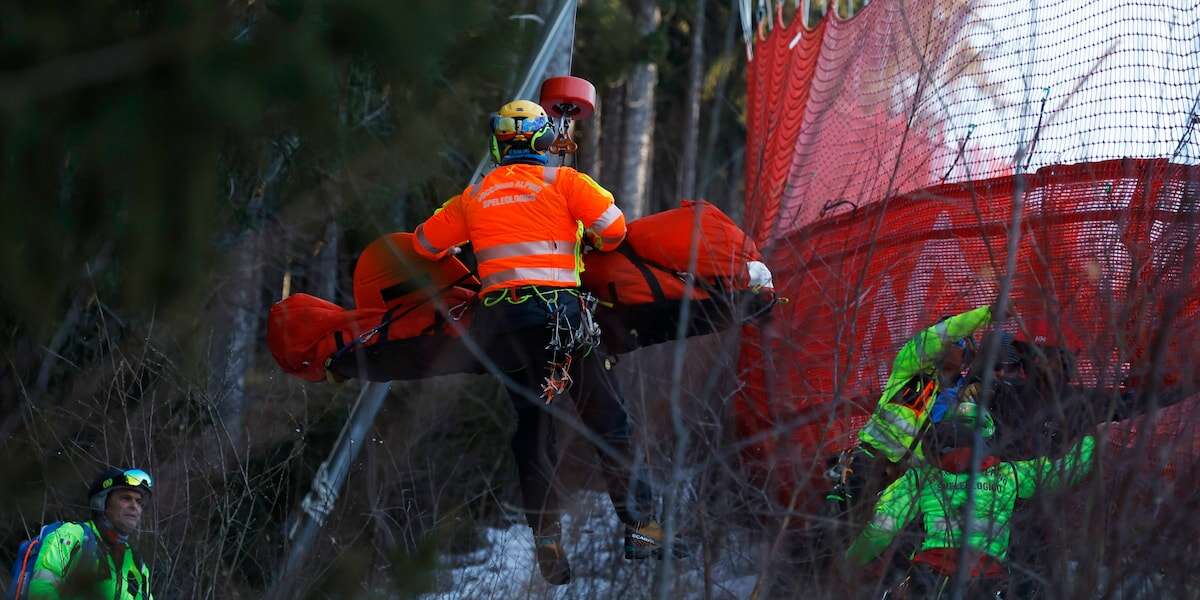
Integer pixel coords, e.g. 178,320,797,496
29,520,152,600
860,398,927,463
847,435,1096,566
859,305,992,463
412,164,626,294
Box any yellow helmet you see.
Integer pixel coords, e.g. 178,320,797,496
490,100,554,163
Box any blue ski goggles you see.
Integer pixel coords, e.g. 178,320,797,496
491,114,549,141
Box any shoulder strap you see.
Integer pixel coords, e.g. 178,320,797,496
83,525,145,582
37,521,64,541
70,522,99,569
78,522,97,558
128,544,146,573
629,252,725,292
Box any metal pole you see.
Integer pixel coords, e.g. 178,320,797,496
267,381,392,600
468,0,578,185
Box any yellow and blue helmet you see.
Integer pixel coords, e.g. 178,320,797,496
489,100,554,164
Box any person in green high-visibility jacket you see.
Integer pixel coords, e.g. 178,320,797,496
846,402,1097,599
860,304,995,462
827,305,997,519
29,467,154,600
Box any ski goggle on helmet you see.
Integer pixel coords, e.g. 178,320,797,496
490,100,551,142
88,467,153,513
105,468,153,491
89,467,154,511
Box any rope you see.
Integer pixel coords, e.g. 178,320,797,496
565,0,577,75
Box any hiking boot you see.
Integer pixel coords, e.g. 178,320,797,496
624,520,688,560
533,531,571,585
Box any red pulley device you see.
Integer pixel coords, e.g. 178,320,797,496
539,76,596,158
540,76,596,120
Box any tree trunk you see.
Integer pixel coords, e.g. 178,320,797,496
599,82,625,191
725,147,745,225
215,214,261,446
678,0,707,202
211,138,295,446
581,94,602,176
699,0,738,207
617,0,660,220
314,219,339,303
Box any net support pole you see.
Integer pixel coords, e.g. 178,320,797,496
267,381,392,600
469,0,578,184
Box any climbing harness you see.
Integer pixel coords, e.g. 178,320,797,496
483,285,600,403
541,289,601,403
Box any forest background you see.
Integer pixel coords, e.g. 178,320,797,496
0,1,871,598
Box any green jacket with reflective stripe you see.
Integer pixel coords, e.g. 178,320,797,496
29,520,152,600
847,435,1097,565
859,305,992,462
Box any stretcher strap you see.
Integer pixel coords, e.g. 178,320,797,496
616,244,667,303
329,272,476,364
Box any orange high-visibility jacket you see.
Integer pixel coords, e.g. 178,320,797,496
413,164,626,294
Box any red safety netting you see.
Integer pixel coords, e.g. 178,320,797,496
735,0,1200,505
745,0,1200,246
737,158,1200,469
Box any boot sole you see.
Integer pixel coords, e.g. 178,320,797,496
535,545,572,584
543,572,572,585
624,545,662,560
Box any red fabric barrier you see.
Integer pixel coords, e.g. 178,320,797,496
1105,394,1200,487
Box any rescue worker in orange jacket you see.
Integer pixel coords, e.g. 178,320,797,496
412,99,663,585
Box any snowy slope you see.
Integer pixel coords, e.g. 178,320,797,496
422,493,759,600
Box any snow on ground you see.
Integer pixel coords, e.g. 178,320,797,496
422,492,759,599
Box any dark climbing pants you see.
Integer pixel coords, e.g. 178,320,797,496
473,288,652,534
